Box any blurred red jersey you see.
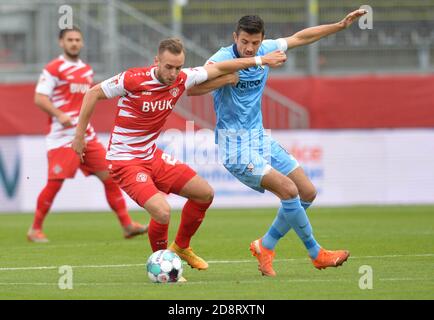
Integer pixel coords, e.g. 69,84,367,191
35,55,96,150
100,65,208,161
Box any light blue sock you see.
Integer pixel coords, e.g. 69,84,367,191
281,196,321,259
262,206,292,250
300,200,312,211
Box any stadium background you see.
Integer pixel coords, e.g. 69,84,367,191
1,0,434,212
0,0,434,301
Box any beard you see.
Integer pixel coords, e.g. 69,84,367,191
155,70,174,85
64,49,80,60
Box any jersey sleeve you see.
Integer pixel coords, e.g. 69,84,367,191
261,39,288,54
35,69,58,96
183,67,209,89
100,72,128,98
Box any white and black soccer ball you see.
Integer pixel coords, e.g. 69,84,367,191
146,249,183,283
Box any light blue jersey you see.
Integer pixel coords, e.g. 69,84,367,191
208,39,299,192
209,37,323,260
209,39,287,135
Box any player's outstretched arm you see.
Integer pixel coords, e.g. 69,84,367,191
204,50,286,80
72,84,107,162
285,8,367,50
187,73,238,96
189,50,286,96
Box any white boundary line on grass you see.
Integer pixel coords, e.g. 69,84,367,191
0,278,433,287
0,253,432,271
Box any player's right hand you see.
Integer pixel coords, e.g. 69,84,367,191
72,136,86,163
57,113,73,128
262,50,287,68
339,9,368,29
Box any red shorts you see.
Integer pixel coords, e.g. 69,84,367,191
108,148,197,207
47,139,108,180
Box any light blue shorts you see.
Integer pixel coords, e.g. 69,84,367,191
221,136,299,193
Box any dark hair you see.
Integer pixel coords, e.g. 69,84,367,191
236,15,265,35
58,25,82,39
158,38,185,55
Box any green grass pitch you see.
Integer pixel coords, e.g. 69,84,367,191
0,206,433,300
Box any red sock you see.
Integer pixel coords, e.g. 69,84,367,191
148,219,169,252
32,179,63,230
175,199,211,249
103,177,132,227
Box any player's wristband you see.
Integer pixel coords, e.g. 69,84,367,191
254,56,262,66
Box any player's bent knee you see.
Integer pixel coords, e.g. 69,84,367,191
146,201,171,224
281,181,299,200
202,186,214,203
152,208,171,224
301,187,317,203
193,183,214,203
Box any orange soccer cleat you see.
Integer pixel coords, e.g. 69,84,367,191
27,228,49,243
169,242,208,270
123,222,148,239
249,238,276,277
311,248,350,270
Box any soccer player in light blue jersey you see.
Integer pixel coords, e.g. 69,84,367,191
188,9,367,276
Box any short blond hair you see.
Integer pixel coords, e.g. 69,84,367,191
158,38,185,56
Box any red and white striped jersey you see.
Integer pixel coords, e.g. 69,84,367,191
100,66,208,161
35,55,96,150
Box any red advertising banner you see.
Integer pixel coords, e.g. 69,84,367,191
0,84,187,135
1,75,433,134
267,74,434,129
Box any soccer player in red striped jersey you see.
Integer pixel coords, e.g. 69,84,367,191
28,26,147,243
72,38,286,270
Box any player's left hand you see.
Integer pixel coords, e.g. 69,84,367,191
72,136,86,163
339,9,368,29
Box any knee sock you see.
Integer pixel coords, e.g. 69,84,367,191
175,200,211,249
262,206,292,250
300,200,312,211
262,196,321,259
148,219,169,252
32,179,64,230
103,177,132,227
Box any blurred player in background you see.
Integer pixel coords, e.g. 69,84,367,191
188,9,367,276
28,26,147,243
72,38,286,271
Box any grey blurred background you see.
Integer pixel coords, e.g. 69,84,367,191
1,0,433,83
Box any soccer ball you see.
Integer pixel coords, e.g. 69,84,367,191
146,249,183,283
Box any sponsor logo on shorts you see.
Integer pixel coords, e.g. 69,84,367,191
247,162,255,172
53,165,62,175
136,172,148,182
